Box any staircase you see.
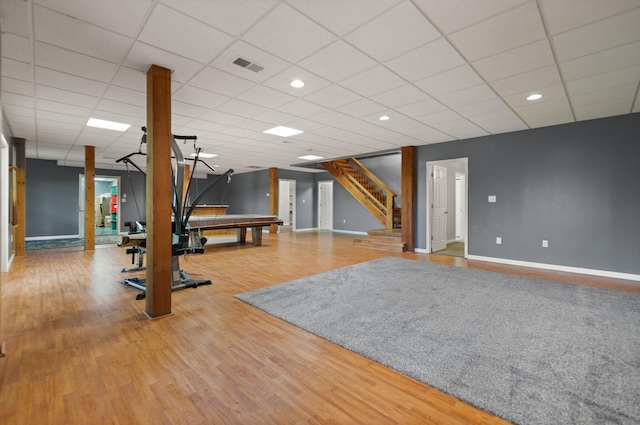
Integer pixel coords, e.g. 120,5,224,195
322,158,400,229
322,158,404,252
353,228,404,252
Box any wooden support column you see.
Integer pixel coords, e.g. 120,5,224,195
401,146,416,252
145,64,173,320
269,167,278,234
84,146,95,251
10,166,25,256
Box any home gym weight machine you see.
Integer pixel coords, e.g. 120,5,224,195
116,127,233,300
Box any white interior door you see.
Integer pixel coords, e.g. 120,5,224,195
432,165,447,251
278,180,290,225
318,181,333,230
455,173,465,240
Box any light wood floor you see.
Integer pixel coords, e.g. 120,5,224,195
1,231,638,424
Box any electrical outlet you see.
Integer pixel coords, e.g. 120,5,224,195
343,219,346,224
542,240,549,248
496,237,502,245
488,195,496,203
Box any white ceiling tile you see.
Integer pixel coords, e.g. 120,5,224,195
2,77,34,96
111,67,147,92
0,0,30,37
36,85,99,108
188,67,256,97
540,0,640,35
198,110,245,126
370,84,431,108
35,67,107,97
553,8,640,62
412,0,530,34
210,40,290,83
2,58,34,82
124,42,204,84
417,109,463,125
345,1,441,62
2,33,31,63
385,38,466,82
262,66,332,97
567,65,640,96
34,0,152,37
489,65,562,97
242,3,336,63
299,40,377,82
414,65,485,97
172,101,210,119
571,83,637,108
520,108,575,128
173,85,230,109
456,98,512,118
573,98,634,121
34,42,118,83
303,85,361,109
3,92,35,108
37,117,83,132
339,65,406,97
513,96,572,116
336,98,388,118
252,110,300,126
237,85,297,109
183,119,227,134
448,2,546,62
472,39,556,82
216,99,268,118
103,86,146,107
96,99,147,119
33,6,131,64
37,110,87,125
396,98,449,118
284,118,327,133
139,4,234,64
503,84,568,109
308,110,357,126
472,112,528,133
437,84,500,109
160,0,277,36
276,99,327,117
560,41,640,81
37,99,93,117
430,119,488,140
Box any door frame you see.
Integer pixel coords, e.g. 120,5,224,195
79,174,121,237
278,178,296,231
426,158,468,257
317,180,333,231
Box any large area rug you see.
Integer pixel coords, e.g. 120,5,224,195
236,257,640,425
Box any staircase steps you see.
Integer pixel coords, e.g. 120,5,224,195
354,228,404,252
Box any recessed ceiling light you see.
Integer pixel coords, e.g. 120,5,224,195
290,79,305,88
379,115,390,121
87,118,131,131
190,152,217,158
298,155,324,161
263,126,304,137
526,93,543,101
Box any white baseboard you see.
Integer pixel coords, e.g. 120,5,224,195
467,255,640,282
332,229,368,236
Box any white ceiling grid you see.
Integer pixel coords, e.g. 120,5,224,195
0,0,639,174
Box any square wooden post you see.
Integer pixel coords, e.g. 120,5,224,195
269,167,278,234
145,64,173,319
84,146,95,251
401,146,416,252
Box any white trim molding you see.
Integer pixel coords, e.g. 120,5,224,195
467,255,640,282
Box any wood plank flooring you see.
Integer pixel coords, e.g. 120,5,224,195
0,231,637,424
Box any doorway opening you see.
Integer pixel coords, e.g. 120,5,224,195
318,181,333,231
79,175,121,238
278,179,296,233
426,158,468,258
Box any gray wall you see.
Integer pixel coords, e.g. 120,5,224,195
417,113,640,274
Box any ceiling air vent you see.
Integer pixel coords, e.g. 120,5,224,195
232,57,264,73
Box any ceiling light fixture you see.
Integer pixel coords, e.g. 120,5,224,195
87,118,131,132
298,155,324,161
290,79,305,88
379,115,390,121
190,152,217,158
526,93,543,101
263,126,304,137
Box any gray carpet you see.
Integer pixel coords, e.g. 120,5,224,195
236,257,640,425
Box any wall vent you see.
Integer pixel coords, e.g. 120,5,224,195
232,57,264,73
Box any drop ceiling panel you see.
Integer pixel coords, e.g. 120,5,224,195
253,110,300,126
339,65,406,97
36,99,93,117
553,9,640,62
34,43,118,83
336,99,388,118
111,67,147,92
370,84,431,108
489,65,562,97
210,40,290,84
102,86,146,107
35,67,107,97
303,85,362,109
414,65,484,97
559,41,640,81
172,101,209,119
95,100,145,119
385,38,466,82
242,3,336,63
472,39,556,82
345,1,440,62
396,98,449,118
520,109,575,129
276,99,327,117
173,85,230,110
237,85,297,109
124,42,204,84
139,4,234,64
2,58,34,82
0,0,30,37
1,33,32,63
161,0,277,36
37,110,87,125
299,40,377,82
3,104,35,118
448,2,546,62
198,110,245,126
541,0,640,34
503,84,567,109
36,85,100,108
216,99,269,119
3,92,35,108
262,66,332,97
574,99,634,121
567,66,640,96
437,84,501,109
430,119,489,140
188,67,256,97
1,77,34,96
33,6,131,64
